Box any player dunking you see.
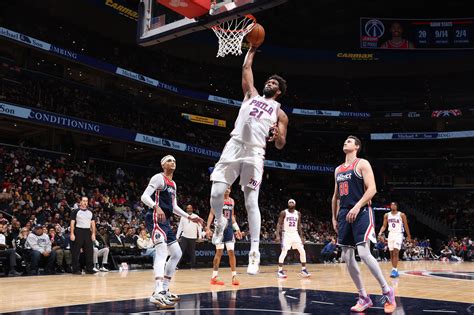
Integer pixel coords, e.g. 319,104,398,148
378,201,412,278
210,44,289,275
141,155,204,309
275,199,310,278
205,187,242,285
332,136,396,313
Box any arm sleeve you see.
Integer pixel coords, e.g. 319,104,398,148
141,174,165,209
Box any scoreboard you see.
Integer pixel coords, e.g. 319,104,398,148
360,18,474,49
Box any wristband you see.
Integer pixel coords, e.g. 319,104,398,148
232,222,240,231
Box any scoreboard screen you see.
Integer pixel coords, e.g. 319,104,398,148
360,17,474,49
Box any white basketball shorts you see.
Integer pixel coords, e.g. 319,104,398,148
282,232,303,250
388,233,403,251
210,138,265,190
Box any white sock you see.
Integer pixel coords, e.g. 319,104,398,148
392,267,398,271
212,270,218,278
163,278,170,292
155,279,164,293
278,266,283,271
232,271,237,277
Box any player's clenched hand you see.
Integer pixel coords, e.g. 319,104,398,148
154,206,166,223
234,230,242,240
267,123,279,142
346,206,361,223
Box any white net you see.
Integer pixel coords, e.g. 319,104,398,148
211,15,256,58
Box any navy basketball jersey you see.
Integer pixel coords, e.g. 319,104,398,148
223,199,234,225
335,159,366,209
152,173,176,218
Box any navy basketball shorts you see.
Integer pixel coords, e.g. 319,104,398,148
223,225,235,243
337,206,376,247
145,212,177,245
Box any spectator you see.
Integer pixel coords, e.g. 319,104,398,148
373,236,388,261
14,227,29,261
92,230,110,272
0,223,21,276
440,245,453,261
109,227,125,248
177,205,201,269
137,229,155,260
320,238,338,263
26,224,57,275
50,226,72,273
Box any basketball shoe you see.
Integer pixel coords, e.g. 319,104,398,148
247,251,260,275
232,275,240,285
300,268,311,278
210,276,225,285
350,295,373,312
149,291,175,309
390,269,399,278
166,290,181,302
277,270,287,278
381,286,396,313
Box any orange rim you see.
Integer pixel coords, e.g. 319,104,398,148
211,14,257,33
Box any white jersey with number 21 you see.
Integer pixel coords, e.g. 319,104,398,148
230,95,280,148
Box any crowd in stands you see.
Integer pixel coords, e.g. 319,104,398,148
0,145,336,276
0,63,344,165
369,235,472,263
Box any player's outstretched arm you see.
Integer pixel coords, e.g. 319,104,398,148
378,213,388,237
401,213,412,241
242,46,259,102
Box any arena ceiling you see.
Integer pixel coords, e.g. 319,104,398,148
3,0,474,77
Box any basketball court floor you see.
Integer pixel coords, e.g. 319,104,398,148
1,261,473,314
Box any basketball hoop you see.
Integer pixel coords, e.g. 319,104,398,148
211,14,256,57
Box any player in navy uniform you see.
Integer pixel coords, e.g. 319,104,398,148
331,136,396,313
141,155,204,309
205,187,242,286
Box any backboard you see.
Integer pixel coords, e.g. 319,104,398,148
137,0,287,46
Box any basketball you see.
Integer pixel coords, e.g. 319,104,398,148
246,23,265,47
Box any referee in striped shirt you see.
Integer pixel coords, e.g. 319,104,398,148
70,196,97,274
